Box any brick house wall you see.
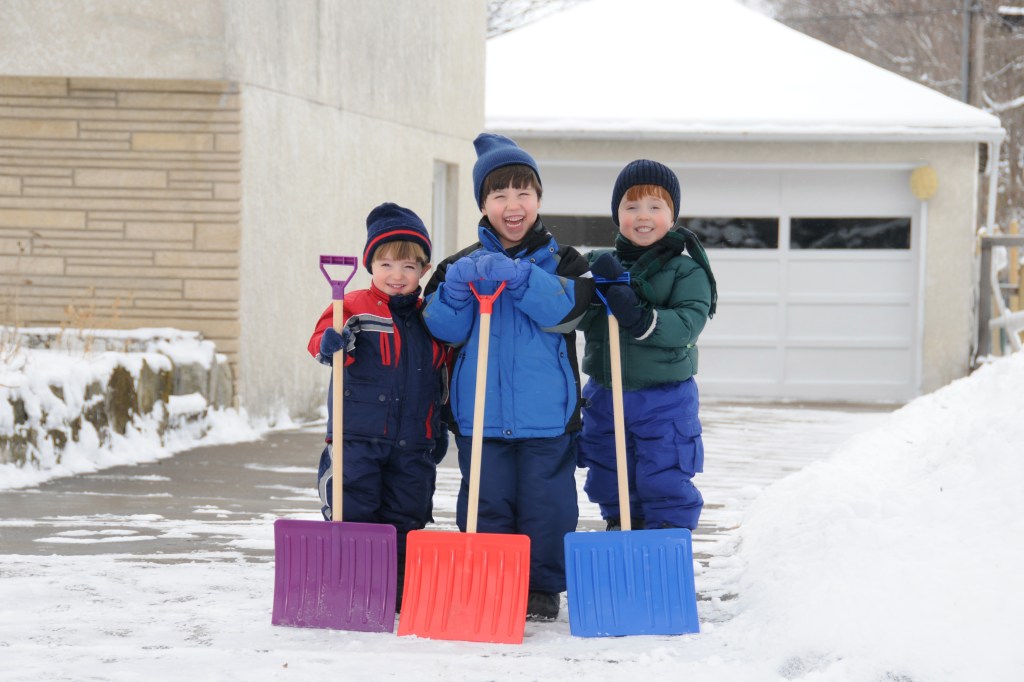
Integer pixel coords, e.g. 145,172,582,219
0,76,242,366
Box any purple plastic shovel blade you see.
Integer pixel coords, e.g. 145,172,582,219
272,518,397,632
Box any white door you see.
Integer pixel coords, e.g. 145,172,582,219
542,163,920,403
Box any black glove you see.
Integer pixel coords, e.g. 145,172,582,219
319,327,351,364
590,252,626,281
604,284,653,338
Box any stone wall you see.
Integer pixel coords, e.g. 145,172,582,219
0,327,234,468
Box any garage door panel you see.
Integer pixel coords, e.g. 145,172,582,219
784,347,913,385
787,258,914,296
785,303,914,342
699,346,778,384
702,302,778,340
711,257,780,295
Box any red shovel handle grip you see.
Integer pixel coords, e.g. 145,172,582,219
469,281,506,313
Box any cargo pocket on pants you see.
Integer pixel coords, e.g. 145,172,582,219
674,416,704,474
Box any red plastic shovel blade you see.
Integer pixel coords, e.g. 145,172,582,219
565,528,699,637
272,518,397,632
397,529,530,644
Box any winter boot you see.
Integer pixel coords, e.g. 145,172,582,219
526,591,559,621
605,517,645,531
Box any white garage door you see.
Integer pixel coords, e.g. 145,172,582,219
542,163,920,403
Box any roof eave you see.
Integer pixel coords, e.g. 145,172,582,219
487,125,1007,144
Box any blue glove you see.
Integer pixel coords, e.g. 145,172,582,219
590,252,626,281
475,253,531,294
442,257,478,303
604,284,653,338
319,326,351,365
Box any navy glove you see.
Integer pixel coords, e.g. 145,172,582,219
432,422,450,464
604,284,654,338
442,256,478,304
590,252,626,281
475,253,530,294
319,326,351,365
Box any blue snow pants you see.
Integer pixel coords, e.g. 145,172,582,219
453,433,579,594
577,378,704,530
317,440,437,565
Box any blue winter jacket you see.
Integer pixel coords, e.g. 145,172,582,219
422,219,594,439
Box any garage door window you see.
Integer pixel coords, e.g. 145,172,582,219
790,217,911,250
683,217,779,249
545,215,618,246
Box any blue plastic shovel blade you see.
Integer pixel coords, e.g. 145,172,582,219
272,518,397,632
564,528,699,638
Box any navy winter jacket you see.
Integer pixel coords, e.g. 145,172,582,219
307,284,449,449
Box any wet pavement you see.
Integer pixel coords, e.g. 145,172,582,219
0,401,894,565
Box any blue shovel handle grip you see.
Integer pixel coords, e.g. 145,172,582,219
593,273,631,313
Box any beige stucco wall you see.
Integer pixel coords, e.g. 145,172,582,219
1,0,486,420
514,136,980,395
227,1,485,419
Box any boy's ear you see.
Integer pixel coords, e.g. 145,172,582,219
420,262,432,278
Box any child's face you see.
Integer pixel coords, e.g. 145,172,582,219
370,255,430,296
617,192,673,247
481,184,541,250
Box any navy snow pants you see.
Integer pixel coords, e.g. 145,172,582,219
577,378,704,530
453,433,578,594
317,440,437,570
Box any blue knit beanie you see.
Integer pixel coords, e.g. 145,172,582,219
363,202,431,273
611,159,681,226
472,133,541,207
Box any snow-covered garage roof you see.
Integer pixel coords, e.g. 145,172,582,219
486,0,1004,141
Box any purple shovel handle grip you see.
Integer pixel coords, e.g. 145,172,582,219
319,255,359,300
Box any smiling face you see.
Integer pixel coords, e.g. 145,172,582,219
616,185,675,247
481,184,541,249
370,242,430,296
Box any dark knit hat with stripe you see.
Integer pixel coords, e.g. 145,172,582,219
362,202,431,273
472,133,541,207
611,159,681,226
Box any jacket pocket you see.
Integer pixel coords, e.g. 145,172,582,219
342,379,392,439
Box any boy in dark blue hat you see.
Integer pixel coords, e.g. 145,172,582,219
421,133,595,621
306,201,450,611
578,159,717,532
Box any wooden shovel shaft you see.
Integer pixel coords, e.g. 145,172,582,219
466,281,505,534
332,299,343,521
607,313,631,531
466,308,491,534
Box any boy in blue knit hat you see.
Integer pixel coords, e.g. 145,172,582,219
421,133,595,620
306,201,450,611
578,159,717,532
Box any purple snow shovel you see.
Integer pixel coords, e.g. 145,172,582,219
272,255,398,632
563,274,699,637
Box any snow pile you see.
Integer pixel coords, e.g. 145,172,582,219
728,352,1024,680
0,327,261,490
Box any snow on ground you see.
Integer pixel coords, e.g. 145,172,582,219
2,350,1022,680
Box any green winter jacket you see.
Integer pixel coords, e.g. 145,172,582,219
580,233,714,391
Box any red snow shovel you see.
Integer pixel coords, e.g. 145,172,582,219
397,281,531,644
272,255,398,632
564,276,699,637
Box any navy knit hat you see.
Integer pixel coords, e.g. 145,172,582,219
611,159,681,226
363,202,431,273
472,133,541,207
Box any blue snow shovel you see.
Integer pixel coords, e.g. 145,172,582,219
564,273,699,638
